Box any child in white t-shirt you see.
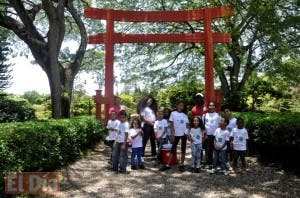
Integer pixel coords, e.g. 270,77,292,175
186,116,205,173
154,108,168,164
160,101,189,172
223,106,237,170
212,117,230,175
163,108,172,143
203,101,221,166
106,111,120,164
112,110,129,173
129,118,145,170
230,117,249,173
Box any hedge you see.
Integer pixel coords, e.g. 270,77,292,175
0,96,36,123
0,116,107,194
234,112,300,146
235,112,300,169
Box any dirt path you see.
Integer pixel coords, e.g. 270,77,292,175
54,142,300,198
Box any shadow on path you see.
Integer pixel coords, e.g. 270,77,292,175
55,142,300,198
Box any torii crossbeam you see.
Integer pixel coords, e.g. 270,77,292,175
84,6,234,121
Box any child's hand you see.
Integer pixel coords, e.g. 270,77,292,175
121,143,126,150
170,134,175,142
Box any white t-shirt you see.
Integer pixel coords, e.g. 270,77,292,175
203,112,221,135
140,107,156,123
107,119,120,140
169,111,189,136
186,127,203,145
227,118,237,133
230,128,249,151
116,121,129,143
214,128,230,150
129,128,143,148
154,119,168,138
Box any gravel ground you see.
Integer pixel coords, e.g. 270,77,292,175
53,142,300,198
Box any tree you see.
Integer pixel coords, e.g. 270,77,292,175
93,0,299,111
0,0,88,118
0,28,12,91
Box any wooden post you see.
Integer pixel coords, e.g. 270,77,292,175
104,10,114,123
204,8,216,103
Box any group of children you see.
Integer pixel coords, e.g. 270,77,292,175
107,100,249,175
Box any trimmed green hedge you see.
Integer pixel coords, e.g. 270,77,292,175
235,112,300,146
0,116,106,194
235,112,300,169
0,96,36,123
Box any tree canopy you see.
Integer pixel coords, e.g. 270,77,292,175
92,0,299,110
0,28,12,91
0,0,88,118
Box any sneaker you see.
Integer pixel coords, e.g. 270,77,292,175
160,165,171,171
131,165,137,170
195,168,201,173
139,164,145,169
226,162,231,169
119,170,129,174
223,170,229,175
179,165,185,172
211,169,216,174
190,167,195,173
154,159,161,166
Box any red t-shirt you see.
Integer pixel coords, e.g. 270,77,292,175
191,105,205,117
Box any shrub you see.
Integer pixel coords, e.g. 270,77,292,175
0,96,36,122
0,116,107,194
234,112,300,169
234,112,300,146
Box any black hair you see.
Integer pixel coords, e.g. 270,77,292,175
176,100,187,113
221,116,230,126
163,107,171,119
119,109,127,117
137,95,158,114
131,117,141,128
195,94,204,106
221,104,231,112
114,96,121,101
190,116,205,130
236,117,244,123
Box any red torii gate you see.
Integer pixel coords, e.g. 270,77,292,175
84,6,234,121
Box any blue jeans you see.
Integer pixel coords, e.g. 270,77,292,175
213,149,227,170
157,138,168,161
131,147,143,166
112,142,128,172
191,143,202,168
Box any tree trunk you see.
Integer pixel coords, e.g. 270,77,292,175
0,0,87,118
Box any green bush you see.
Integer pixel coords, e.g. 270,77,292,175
234,112,300,146
0,116,107,194
0,96,36,122
234,112,300,169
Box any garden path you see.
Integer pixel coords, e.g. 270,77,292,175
55,142,300,198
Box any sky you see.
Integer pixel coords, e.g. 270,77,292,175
6,56,99,96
